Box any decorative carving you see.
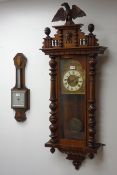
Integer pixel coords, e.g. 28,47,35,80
88,54,97,148
42,23,100,49
58,147,99,168
50,147,55,154
88,152,95,159
49,56,58,143
65,32,73,43
44,27,51,38
58,29,63,47
43,27,52,48
74,29,78,47
88,24,95,34
41,2,107,171
67,153,85,170
87,24,99,46
52,2,86,25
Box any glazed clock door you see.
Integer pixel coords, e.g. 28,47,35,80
58,56,87,145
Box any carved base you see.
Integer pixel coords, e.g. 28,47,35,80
66,153,85,170
45,140,105,170
15,110,26,122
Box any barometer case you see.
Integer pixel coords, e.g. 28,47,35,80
11,53,30,122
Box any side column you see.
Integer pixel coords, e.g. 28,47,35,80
88,54,97,155
49,56,58,153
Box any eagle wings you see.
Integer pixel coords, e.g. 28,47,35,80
52,8,66,22
72,5,86,19
52,3,86,23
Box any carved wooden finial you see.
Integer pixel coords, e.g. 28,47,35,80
52,2,86,25
88,24,95,34
44,27,51,38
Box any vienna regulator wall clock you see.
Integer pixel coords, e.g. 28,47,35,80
41,2,106,170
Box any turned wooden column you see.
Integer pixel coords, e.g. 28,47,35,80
88,54,97,151
49,56,58,147
59,29,63,47
74,29,78,47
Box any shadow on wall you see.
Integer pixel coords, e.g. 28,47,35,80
96,48,109,162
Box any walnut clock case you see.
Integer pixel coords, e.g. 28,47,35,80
11,53,30,122
41,3,106,170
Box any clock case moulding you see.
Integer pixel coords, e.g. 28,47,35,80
41,3,107,170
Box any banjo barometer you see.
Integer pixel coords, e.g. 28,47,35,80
11,53,30,122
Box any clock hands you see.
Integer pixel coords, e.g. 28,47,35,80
68,75,82,86
68,76,78,85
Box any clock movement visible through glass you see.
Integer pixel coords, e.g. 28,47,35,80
59,58,86,140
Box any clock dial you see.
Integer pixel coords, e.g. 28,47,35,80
63,70,83,91
61,59,85,94
11,90,26,108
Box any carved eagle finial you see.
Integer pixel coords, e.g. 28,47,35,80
52,2,86,25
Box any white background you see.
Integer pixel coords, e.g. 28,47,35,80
0,0,116,175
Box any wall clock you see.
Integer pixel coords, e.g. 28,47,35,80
11,53,30,122
41,2,106,170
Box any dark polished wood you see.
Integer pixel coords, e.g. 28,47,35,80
88,54,97,150
11,53,30,122
41,3,106,170
49,56,58,143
